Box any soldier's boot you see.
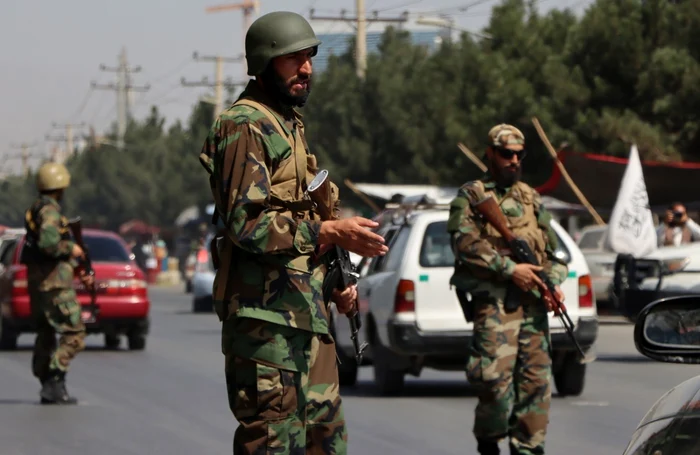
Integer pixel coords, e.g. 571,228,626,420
477,438,500,455
40,371,78,405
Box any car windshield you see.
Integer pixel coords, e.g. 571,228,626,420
419,220,572,267
83,235,131,262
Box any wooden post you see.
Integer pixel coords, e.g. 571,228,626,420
531,117,606,226
344,178,383,214
457,142,488,172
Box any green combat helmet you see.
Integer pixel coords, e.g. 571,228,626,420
245,11,322,76
36,162,71,191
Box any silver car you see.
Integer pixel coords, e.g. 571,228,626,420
577,225,616,304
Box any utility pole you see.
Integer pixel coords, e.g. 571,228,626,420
9,142,41,177
46,122,86,162
181,51,246,121
205,1,260,79
309,8,409,80
92,47,150,150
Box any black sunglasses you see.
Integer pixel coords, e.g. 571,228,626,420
494,146,527,161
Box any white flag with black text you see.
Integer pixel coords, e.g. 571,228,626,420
606,144,657,257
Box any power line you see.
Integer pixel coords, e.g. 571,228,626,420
45,122,87,163
310,0,410,79
9,142,43,177
181,51,246,122
92,47,151,150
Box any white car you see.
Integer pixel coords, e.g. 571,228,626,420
331,204,599,397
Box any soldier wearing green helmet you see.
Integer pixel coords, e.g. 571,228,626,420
21,161,93,405
199,10,388,455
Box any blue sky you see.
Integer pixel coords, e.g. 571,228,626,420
1,0,592,173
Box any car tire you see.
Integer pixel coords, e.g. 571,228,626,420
0,319,18,350
193,297,213,313
372,346,405,396
554,352,586,397
128,334,146,351
105,334,120,350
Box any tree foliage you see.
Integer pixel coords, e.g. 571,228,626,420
2,0,699,228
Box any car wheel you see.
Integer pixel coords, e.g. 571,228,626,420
193,297,213,313
0,319,18,350
372,346,405,396
105,334,120,350
128,333,146,351
554,351,587,397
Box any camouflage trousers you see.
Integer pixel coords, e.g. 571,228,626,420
466,295,552,455
225,329,347,454
30,288,86,381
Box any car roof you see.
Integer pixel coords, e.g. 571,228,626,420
376,207,590,273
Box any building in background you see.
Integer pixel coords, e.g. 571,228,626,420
313,25,447,73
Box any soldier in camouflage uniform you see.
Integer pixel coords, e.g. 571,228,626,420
198,11,388,454
447,125,569,455
22,162,93,405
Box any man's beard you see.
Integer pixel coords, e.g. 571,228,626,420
492,161,522,188
260,65,312,108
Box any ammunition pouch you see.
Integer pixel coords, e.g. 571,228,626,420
19,237,41,265
455,288,475,322
504,283,522,313
455,289,491,323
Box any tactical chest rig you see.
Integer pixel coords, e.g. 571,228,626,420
453,180,548,320
20,200,71,265
208,98,324,320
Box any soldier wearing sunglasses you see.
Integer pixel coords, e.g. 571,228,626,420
447,124,568,455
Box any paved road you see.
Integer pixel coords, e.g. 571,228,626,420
1,287,698,454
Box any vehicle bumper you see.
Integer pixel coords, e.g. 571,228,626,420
4,295,150,335
387,316,598,356
616,288,691,321
612,253,693,320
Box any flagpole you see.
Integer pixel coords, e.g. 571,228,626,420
531,117,606,226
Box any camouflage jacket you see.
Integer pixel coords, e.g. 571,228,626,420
447,173,568,298
199,81,335,369
24,195,76,291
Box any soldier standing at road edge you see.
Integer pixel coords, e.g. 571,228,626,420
447,124,569,455
198,11,388,454
22,162,93,405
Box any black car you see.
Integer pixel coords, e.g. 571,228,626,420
613,251,700,323
623,295,700,454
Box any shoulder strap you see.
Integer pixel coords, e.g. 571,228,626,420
233,98,306,198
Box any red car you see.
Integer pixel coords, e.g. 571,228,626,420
0,229,150,351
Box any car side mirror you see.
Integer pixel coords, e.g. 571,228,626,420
634,295,700,364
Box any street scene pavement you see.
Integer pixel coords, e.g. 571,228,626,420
1,286,697,455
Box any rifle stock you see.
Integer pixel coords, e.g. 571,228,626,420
473,196,587,359
68,217,98,323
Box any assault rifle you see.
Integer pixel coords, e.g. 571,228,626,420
68,217,98,323
307,170,369,365
472,195,587,359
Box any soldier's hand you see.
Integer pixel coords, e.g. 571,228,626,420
319,217,389,258
79,270,94,287
543,285,565,313
511,263,544,292
72,243,85,259
332,284,358,314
